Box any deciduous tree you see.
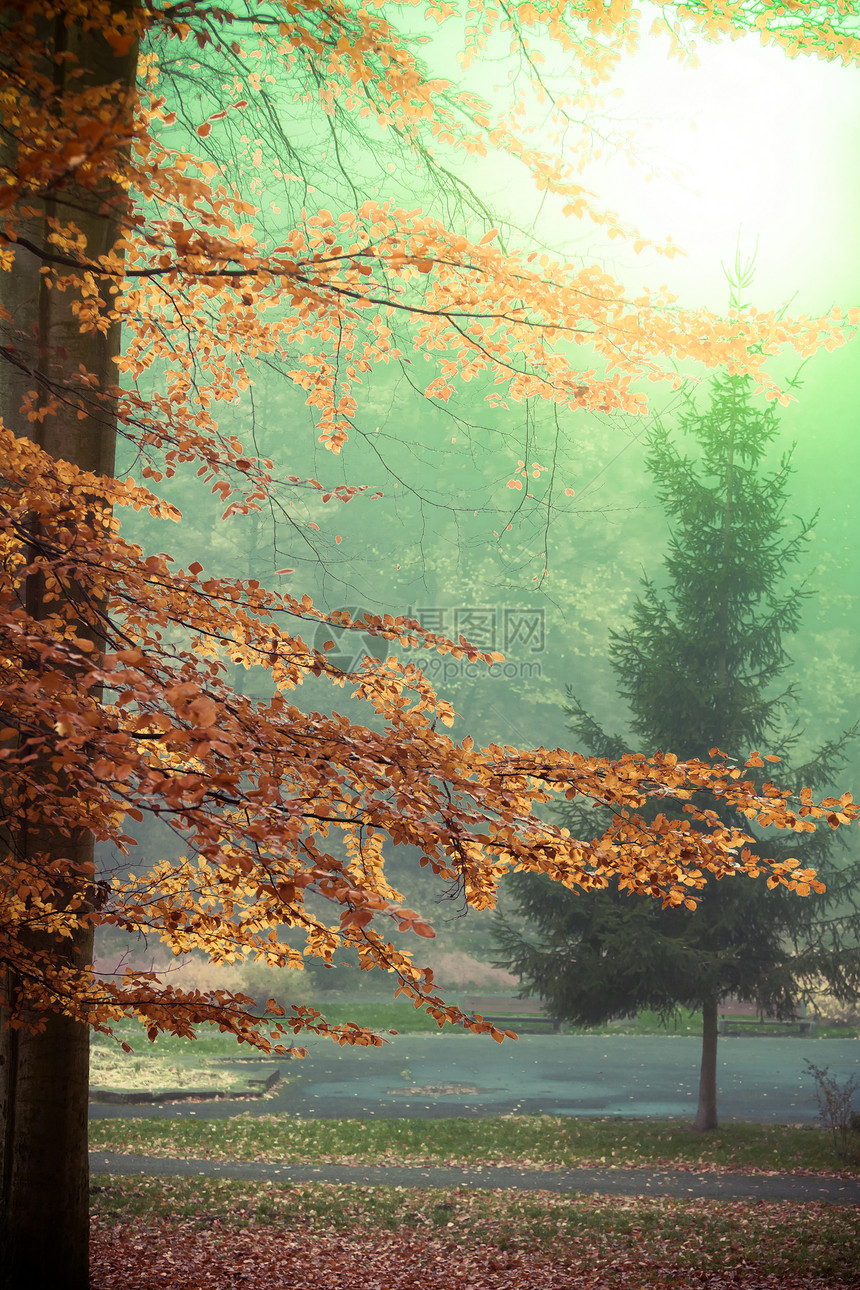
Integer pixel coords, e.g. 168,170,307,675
1,3,859,1287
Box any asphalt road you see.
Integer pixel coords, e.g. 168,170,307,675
88,1032,860,1123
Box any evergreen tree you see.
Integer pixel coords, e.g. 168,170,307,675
495,370,860,1130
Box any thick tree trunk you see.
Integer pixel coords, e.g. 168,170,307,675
1,965,94,1290
0,7,137,1287
693,995,719,1132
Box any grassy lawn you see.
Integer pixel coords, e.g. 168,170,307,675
89,1176,860,1286
89,1112,857,1173
89,1042,264,1096
95,1004,859,1052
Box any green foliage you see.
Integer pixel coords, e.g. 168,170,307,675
495,372,860,1034
618,378,808,757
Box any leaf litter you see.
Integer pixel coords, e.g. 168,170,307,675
90,1180,860,1287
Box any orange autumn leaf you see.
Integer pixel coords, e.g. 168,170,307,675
188,697,218,727
411,921,436,939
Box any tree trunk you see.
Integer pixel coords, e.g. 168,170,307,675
1,970,94,1290
693,995,719,1132
0,7,137,1287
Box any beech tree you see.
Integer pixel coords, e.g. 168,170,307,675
494,365,860,1131
2,2,860,1287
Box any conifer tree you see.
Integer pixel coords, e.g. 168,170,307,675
495,365,860,1131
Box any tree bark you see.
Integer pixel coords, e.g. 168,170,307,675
0,7,137,1287
1,973,94,1290
693,995,719,1132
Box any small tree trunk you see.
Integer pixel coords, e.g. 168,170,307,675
693,995,719,1131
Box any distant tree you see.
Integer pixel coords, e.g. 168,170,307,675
495,367,860,1131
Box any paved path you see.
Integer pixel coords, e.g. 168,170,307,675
89,1152,860,1202
90,1033,860,1122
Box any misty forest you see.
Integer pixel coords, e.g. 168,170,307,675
2,2,860,1289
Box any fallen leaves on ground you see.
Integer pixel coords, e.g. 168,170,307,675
90,1218,856,1289
90,1180,860,1284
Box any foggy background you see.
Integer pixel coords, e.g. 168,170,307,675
100,8,860,1007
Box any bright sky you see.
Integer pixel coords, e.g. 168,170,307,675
590,22,860,312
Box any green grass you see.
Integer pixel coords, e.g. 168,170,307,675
89,1112,857,1173
89,1175,860,1281
96,1003,858,1052
564,1008,856,1039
